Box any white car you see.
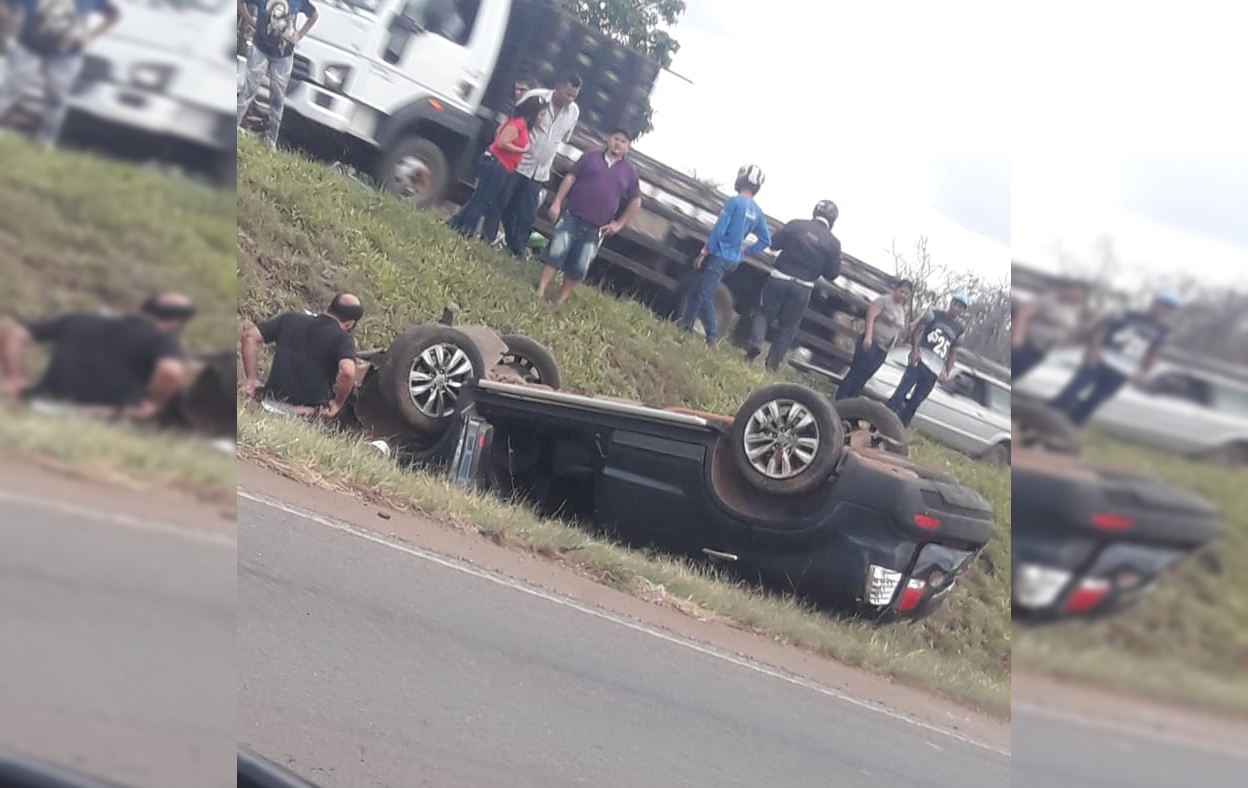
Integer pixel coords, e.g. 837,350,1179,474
1013,347,1248,465
860,347,1013,465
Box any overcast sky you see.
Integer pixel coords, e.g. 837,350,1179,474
1009,1,1246,290
630,1,1011,284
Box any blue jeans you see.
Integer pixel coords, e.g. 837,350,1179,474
681,255,736,342
886,362,939,427
1048,363,1128,426
502,174,543,258
835,342,888,400
541,214,602,282
447,153,509,236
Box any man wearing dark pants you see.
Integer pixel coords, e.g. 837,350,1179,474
886,293,969,427
744,200,842,372
836,278,913,400
1048,292,1178,426
0,292,194,419
239,293,362,419
490,73,581,259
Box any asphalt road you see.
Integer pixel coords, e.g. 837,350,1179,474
237,495,1009,788
1012,705,1247,788
0,486,237,788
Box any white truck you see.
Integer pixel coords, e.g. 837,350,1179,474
70,0,237,185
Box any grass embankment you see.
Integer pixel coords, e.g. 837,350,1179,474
237,137,1011,715
0,137,236,496
1015,433,1248,717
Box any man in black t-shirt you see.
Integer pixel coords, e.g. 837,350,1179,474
0,292,193,419
1048,292,1179,426
239,293,361,417
235,0,319,149
885,293,969,427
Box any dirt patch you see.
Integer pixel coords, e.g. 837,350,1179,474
237,460,1010,751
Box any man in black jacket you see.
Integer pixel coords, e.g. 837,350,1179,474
744,200,842,372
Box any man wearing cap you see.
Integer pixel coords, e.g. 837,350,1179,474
886,292,970,428
0,292,193,419
239,293,362,418
1048,292,1180,426
536,128,642,305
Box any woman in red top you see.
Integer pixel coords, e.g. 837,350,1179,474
447,95,546,238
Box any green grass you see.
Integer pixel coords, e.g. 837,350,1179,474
0,137,236,488
237,137,1011,715
1014,432,1248,717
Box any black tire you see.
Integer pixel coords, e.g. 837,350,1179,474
1012,395,1081,455
378,325,486,435
728,383,844,496
378,136,450,209
498,334,563,389
835,396,909,456
982,441,1011,468
668,272,737,341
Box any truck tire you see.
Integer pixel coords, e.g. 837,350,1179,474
835,396,909,456
378,136,449,208
1012,395,1081,455
499,334,563,389
378,325,486,435
669,274,737,340
729,383,844,496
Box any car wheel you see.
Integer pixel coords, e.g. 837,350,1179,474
378,136,449,209
498,334,563,389
729,383,844,495
378,325,486,435
1012,395,1081,455
834,396,909,456
983,441,1011,468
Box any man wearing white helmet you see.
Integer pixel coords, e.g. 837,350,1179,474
680,164,771,346
744,199,842,371
1048,291,1180,426
886,292,970,427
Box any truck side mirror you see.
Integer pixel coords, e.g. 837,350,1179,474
388,15,425,35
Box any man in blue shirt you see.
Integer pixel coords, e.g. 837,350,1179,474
236,0,319,150
0,0,120,148
680,164,771,346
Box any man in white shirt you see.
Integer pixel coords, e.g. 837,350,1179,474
487,72,581,259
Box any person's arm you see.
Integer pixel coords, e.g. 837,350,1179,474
0,319,32,397
862,298,883,349
942,339,960,380
494,121,527,154
821,238,843,281
768,222,793,254
1012,300,1036,348
907,315,928,364
129,335,186,419
746,211,771,256
321,335,357,418
292,1,319,44
605,172,643,235
81,0,121,47
240,316,282,397
547,162,580,221
1084,315,1109,364
703,198,739,258
561,104,579,144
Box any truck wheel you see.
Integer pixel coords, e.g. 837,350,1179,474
379,136,449,208
378,325,486,435
498,334,562,389
1012,394,1081,455
668,275,737,340
729,383,844,496
835,396,909,456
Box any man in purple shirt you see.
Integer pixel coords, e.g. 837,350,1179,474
536,128,642,305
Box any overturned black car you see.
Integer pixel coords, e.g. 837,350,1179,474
1011,396,1221,623
321,317,999,623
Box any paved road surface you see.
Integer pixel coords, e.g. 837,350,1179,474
1012,704,1247,788
0,483,237,788
237,495,1009,788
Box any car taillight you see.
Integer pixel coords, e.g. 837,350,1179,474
914,514,940,530
1092,513,1133,531
897,578,926,611
1064,578,1111,613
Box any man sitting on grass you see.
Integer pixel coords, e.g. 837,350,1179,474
239,293,362,418
0,292,194,420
